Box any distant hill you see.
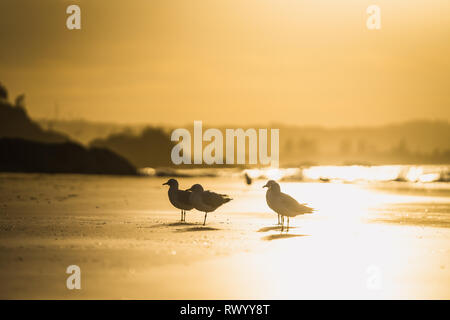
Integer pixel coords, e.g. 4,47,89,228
37,119,143,145
278,120,450,165
90,127,175,168
40,118,450,166
39,118,450,153
0,138,137,175
0,83,137,175
0,100,69,143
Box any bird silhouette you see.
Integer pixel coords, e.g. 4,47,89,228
187,184,232,225
263,180,314,231
162,179,194,222
244,172,252,185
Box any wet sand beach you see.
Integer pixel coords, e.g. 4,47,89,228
0,173,449,299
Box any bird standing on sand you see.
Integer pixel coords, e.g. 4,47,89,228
187,184,232,225
263,180,314,231
244,172,252,185
162,179,194,222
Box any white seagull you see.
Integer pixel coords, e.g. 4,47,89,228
162,179,194,222
263,180,314,231
187,184,232,225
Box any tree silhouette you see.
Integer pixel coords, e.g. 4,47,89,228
0,82,8,100
15,94,25,109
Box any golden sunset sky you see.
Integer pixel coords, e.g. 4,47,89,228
0,0,449,126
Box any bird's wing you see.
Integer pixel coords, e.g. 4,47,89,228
177,190,192,205
278,192,314,214
202,191,232,208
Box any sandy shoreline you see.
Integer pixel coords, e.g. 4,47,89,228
0,173,449,299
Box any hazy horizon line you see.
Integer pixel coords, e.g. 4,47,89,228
35,116,450,130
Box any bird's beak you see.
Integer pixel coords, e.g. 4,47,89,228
186,187,192,191
262,184,268,188
162,182,168,186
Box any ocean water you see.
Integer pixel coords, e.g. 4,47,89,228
143,164,450,183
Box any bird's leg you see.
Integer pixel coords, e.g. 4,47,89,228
184,211,186,222
180,210,183,222
287,217,290,232
277,214,280,225
203,212,208,226
280,216,284,232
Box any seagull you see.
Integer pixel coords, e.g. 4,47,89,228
162,179,194,222
263,180,314,231
187,184,232,225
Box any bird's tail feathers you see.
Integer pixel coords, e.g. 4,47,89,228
223,196,232,203
301,205,315,214
307,207,315,214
